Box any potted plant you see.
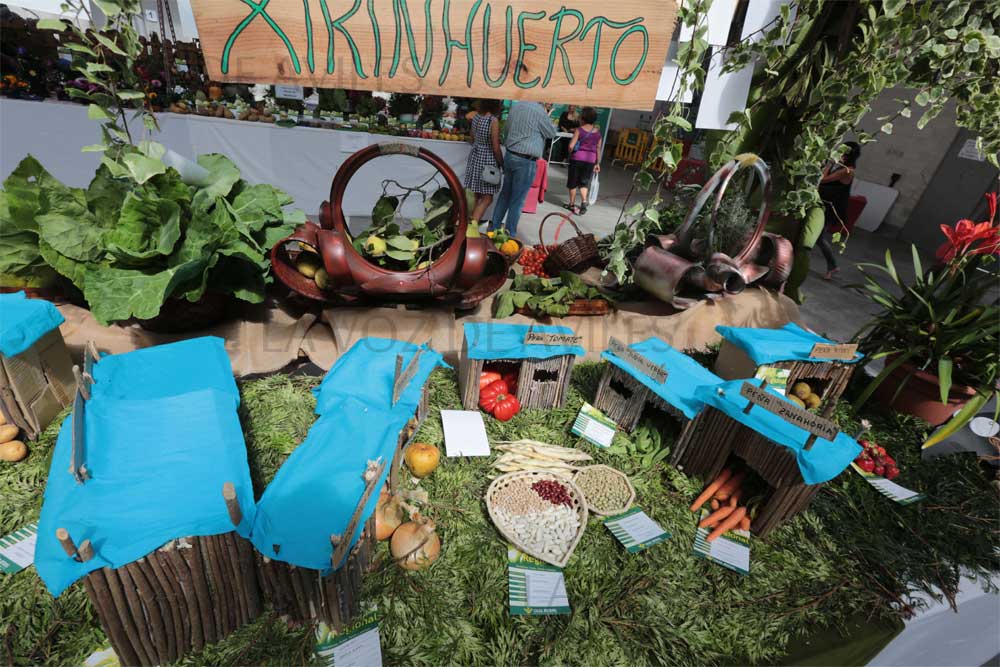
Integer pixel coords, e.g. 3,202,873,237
852,193,999,439
389,93,420,123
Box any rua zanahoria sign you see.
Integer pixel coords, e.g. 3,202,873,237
190,0,676,109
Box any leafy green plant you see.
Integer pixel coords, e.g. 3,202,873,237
38,0,157,158
691,187,757,257
851,201,999,445
494,272,606,318
0,147,303,324
388,92,420,117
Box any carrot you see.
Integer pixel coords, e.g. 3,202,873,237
708,506,747,542
698,504,734,528
710,498,720,510
739,517,751,531
713,471,746,501
727,488,742,508
689,469,733,512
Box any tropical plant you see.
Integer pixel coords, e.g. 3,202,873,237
852,193,999,444
0,148,304,324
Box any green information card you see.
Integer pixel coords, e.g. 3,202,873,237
508,547,570,616
604,507,670,553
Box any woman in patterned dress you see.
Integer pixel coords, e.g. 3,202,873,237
464,99,504,222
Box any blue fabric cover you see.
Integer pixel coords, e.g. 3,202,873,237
0,291,65,357
251,338,446,572
35,337,254,597
601,337,721,419
694,378,862,485
716,322,864,365
463,322,585,360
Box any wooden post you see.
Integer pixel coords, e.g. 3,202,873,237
331,459,387,570
222,482,242,526
744,379,767,414
56,528,79,560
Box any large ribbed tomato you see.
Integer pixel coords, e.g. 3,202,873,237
478,380,509,411
479,371,502,390
491,392,520,422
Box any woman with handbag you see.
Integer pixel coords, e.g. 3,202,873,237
464,99,504,223
563,107,602,215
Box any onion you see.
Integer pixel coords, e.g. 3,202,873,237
390,517,441,571
375,489,404,541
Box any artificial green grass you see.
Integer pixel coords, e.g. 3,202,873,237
1,364,997,665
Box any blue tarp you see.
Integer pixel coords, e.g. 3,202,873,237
601,337,722,419
0,291,65,357
35,337,255,597
463,322,585,360
694,378,861,485
716,322,864,365
251,338,446,572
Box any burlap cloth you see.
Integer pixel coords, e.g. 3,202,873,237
59,288,800,376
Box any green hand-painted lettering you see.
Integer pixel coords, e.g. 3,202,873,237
543,7,583,87
482,4,513,87
514,10,546,89
390,0,434,78
319,0,367,79
440,0,482,86
368,0,381,77
221,0,301,75
610,23,648,85
303,0,315,72
580,16,642,88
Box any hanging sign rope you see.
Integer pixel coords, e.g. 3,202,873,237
189,0,677,109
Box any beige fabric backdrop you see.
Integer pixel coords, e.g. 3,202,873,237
58,289,800,375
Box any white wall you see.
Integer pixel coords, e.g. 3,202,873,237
849,88,959,230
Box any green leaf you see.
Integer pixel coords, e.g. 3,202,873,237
91,32,127,56
39,238,88,288
883,0,906,18
122,153,167,184
65,88,93,101
494,292,515,318
0,155,51,234
105,188,182,264
937,357,954,405
665,115,692,132
81,144,108,153
914,91,930,107
385,249,415,261
116,90,146,100
963,38,980,53
643,208,660,223
82,259,209,325
943,28,959,40
511,291,532,308
227,183,292,233
881,122,893,135
387,235,415,251
37,202,106,263
985,35,1000,52
192,153,242,209
911,245,923,280
85,164,131,224
62,42,97,56
92,0,120,16
86,62,115,73
36,18,67,31
87,104,113,121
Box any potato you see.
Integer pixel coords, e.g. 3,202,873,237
787,395,806,409
0,424,18,443
296,254,323,278
792,382,812,399
314,268,330,290
805,393,822,409
0,410,6,425
0,440,26,462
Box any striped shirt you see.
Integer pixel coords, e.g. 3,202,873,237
503,102,557,158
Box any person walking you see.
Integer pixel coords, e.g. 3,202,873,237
489,101,556,236
463,99,504,223
816,141,861,280
563,106,602,215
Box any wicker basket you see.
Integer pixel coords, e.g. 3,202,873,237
539,213,599,274
572,465,636,517
486,471,588,568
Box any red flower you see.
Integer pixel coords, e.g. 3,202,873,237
936,193,1000,263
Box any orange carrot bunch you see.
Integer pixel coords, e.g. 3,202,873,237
690,468,752,541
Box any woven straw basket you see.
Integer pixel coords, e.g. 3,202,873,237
539,213,599,274
572,465,636,517
486,471,588,568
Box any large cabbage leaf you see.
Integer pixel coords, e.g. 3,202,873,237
105,187,182,264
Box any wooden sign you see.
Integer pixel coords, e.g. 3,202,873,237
523,331,583,347
809,343,858,361
189,0,677,110
608,337,667,384
739,382,839,442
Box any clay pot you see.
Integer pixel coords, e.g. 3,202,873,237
874,356,978,425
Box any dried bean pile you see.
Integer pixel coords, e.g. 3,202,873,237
492,477,581,561
575,465,632,513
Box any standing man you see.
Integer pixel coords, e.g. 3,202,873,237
489,101,556,236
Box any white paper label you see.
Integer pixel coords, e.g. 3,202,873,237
275,85,305,100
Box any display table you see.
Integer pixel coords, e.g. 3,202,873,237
0,99,471,218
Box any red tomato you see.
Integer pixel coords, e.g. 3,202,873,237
479,371,502,390
478,380,509,412
491,392,521,422
502,371,519,393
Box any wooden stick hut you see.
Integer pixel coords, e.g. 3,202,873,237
671,379,860,538
592,337,722,435
459,323,584,411
714,323,862,418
